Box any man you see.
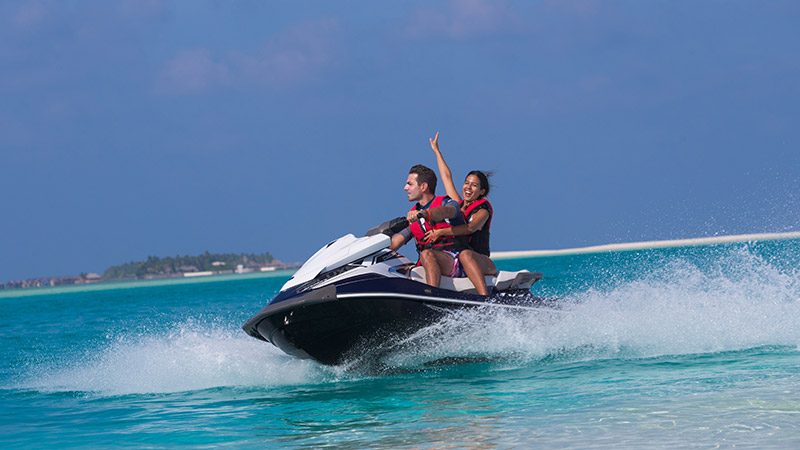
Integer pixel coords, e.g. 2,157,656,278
390,164,469,289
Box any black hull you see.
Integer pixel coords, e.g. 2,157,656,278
255,294,458,365
243,276,541,365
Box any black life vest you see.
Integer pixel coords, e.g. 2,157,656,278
461,198,492,257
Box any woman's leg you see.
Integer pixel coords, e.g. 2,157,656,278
474,252,497,276
459,249,490,295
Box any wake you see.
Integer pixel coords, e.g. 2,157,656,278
377,245,800,368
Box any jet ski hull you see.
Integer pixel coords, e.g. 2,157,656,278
243,225,547,366
243,275,541,365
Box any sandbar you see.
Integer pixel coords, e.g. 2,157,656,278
492,231,800,259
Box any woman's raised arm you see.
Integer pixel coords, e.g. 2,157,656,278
430,132,462,202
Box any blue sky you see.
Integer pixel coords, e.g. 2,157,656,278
2,0,799,281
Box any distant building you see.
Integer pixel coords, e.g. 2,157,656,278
184,271,214,277
5,275,81,289
235,264,253,274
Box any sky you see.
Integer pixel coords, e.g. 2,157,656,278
1,0,799,282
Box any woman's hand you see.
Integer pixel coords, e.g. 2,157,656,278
429,131,462,203
423,228,442,243
429,131,440,154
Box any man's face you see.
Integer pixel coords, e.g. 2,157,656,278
405,173,424,202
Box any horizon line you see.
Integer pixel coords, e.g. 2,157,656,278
491,231,800,259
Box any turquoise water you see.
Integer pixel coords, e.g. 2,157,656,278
2,240,800,448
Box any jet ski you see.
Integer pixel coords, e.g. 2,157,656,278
242,217,548,366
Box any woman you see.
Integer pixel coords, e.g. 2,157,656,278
423,132,497,295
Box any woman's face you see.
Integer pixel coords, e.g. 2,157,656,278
462,174,485,203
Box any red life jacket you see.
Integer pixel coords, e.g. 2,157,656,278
462,198,492,229
461,198,492,257
409,196,465,254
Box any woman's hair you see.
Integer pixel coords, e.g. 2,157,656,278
466,170,492,198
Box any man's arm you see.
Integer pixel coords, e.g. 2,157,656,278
423,204,458,223
390,229,410,251
406,204,457,224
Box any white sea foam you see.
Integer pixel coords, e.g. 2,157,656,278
18,321,327,396
559,252,800,358
383,246,800,367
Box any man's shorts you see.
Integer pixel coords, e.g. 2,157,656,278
443,250,466,278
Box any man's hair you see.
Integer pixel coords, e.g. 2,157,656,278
409,164,437,194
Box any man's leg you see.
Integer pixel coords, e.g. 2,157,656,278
419,249,455,288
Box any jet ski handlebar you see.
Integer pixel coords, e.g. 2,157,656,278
364,213,430,237
364,217,411,237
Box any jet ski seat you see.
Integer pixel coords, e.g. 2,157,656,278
409,267,542,294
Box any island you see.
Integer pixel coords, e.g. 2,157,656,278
2,251,298,290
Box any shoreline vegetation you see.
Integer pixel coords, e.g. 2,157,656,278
0,269,299,299
1,251,299,292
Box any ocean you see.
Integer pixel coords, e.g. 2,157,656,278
2,238,799,449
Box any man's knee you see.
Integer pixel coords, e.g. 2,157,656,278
420,249,436,265
460,249,476,264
